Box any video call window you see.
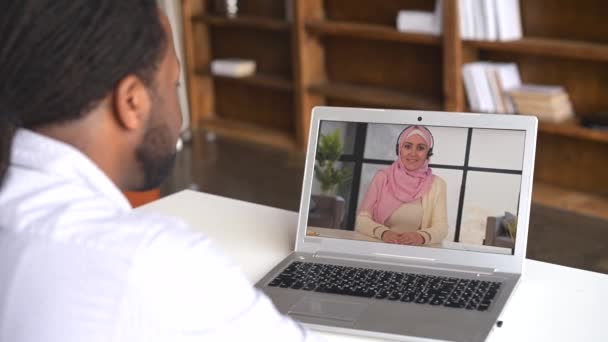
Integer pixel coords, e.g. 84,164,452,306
307,120,526,255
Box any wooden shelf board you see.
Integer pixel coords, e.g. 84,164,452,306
193,14,290,32
200,117,297,150
308,82,442,110
538,120,608,144
197,69,293,91
465,37,608,62
532,182,608,221
306,20,441,46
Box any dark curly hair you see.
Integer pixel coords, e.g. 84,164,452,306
0,0,167,187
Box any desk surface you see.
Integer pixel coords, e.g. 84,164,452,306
140,190,608,342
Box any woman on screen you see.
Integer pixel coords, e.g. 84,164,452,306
355,125,448,245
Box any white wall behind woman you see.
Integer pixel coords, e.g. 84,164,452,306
363,124,468,166
158,0,191,133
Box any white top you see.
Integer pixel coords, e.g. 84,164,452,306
0,129,322,342
356,199,424,240
140,190,608,342
385,198,423,231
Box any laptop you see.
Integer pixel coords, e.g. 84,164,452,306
256,106,537,341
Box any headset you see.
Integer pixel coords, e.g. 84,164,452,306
395,125,434,158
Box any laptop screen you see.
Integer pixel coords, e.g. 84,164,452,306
306,120,526,255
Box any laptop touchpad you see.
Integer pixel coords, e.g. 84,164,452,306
288,296,369,323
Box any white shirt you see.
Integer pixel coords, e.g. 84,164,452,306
0,129,322,342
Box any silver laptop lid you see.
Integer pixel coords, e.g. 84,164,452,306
295,106,537,274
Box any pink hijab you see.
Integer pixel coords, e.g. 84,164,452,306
359,126,435,224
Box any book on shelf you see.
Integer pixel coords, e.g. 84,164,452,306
462,62,573,123
210,59,256,77
495,0,522,41
462,61,521,113
481,0,497,40
508,85,574,123
396,0,443,35
459,0,471,39
460,0,522,41
472,0,485,40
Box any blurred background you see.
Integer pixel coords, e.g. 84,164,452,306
147,0,608,274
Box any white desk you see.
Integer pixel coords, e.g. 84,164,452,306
140,190,608,342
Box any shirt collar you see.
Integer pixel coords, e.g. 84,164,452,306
11,129,132,211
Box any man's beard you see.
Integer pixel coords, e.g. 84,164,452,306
134,122,177,192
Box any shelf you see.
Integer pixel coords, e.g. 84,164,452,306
200,117,297,150
308,82,442,110
465,37,608,63
538,121,608,144
532,182,608,221
193,14,290,32
306,20,441,46
197,69,293,91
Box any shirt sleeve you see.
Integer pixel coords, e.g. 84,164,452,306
355,212,389,240
418,177,449,245
125,218,324,342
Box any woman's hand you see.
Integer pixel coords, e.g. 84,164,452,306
381,230,402,243
381,231,425,245
396,232,425,245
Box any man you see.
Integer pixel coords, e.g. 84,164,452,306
0,1,321,341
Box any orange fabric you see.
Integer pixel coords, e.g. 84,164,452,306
124,189,161,208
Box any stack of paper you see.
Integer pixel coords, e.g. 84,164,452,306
459,0,522,41
210,59,256,77
462,62,521,113
509,85,574,122
396,0,443,35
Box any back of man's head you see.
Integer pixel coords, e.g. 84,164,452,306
0,0,167,188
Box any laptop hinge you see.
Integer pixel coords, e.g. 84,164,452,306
312,251,497,275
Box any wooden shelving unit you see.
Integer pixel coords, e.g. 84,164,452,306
538,121,608,144
465,37,608,63
181,0,608,198
182,0,298,147
308,82,442,110
194,14,291,31
306,20,442,46
196,69,293,91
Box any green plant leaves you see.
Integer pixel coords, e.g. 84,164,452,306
315,129,351,192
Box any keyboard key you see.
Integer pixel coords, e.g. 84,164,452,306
302,283,316,291
445,301,466,309
375,290,389,299
415,296,430,304
430,298,445,305
401,294,416,302
388,291,404,301
478,303,490,311
290,281,304,290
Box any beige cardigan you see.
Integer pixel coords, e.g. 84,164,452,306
355,176,449,245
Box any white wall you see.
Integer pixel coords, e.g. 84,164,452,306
469,129,525,170
460,172,521,244
363,124,469,166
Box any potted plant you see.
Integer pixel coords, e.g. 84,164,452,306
314,129,351,196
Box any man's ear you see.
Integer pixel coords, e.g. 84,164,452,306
112,75,151,131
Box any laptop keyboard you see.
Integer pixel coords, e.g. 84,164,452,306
268,262,502,311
